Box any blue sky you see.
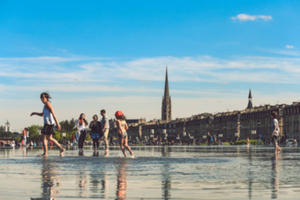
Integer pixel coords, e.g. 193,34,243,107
1,0,300,131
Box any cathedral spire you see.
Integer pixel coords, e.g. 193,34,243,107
247,89,253,109
164,67,170,97
162,66,172,121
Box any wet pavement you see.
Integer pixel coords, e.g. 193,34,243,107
1,145,300,200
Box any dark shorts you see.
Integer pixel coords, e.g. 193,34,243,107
41,124,55,135
272,135,278,145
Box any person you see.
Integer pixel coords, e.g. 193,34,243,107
89,114,102,156
271,111,281,153
30,92,64,157
115,111,134,158
76,113,88,155
22,128,29,147
101,109,110,157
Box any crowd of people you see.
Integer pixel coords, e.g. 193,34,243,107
30,92,134,158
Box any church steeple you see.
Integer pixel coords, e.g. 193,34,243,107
162,66,172,121
164,67,170,97
247,89,253,109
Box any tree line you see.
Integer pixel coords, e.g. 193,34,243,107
0,119,79,144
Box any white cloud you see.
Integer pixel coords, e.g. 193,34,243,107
231,14,272,22
2,55,300,85
3,54,300,130
286,45,294,49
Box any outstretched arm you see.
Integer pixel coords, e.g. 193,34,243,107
46,102,61,131
30,112,43,117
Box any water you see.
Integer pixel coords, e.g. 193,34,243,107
1,146,300,200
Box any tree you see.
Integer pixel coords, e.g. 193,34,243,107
28,125,42,142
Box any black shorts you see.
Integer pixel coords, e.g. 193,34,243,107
41,124,55,135
272,135,278,145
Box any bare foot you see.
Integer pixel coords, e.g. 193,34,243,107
42,152,48,157
60,148,65,157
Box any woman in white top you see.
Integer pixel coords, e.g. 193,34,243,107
30,92,64,157
271,111,281,153
76,113,88,155
115,111,134,158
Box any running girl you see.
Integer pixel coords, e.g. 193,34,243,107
77,113,88,155
115,111,134,158
30,92,64,157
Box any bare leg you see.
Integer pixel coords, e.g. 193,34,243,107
104,129,109,156
48,135,65,156
119,137,126,157
42,135,48,157
124,136,134,157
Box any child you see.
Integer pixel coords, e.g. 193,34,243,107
76,113,88,155
115,111,134,158
30,92,64,157
89,114,102,156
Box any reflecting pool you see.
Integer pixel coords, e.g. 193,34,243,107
1,146,300,200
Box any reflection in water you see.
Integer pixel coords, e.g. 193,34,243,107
271,153,280,199
3,146,300,200
78,167,87,198
247,150,253,200
116,159,128,200
40,158,60,200
89,165,108,198
161,147,171,200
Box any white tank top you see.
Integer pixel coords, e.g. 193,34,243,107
43,105,55,125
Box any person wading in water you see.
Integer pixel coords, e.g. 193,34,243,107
30,92,64,157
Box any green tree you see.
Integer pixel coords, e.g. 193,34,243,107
28,125,42,142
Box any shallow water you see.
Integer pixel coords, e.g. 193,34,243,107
1,146,300,200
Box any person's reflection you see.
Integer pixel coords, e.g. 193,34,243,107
89,166,108,199
78,168,87,198
271,152,280,199
41,158,59,200
116,159,128,200
101,172,108,198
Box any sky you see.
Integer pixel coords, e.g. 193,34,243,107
1,0,300,131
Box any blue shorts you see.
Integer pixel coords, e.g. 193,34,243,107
91,132,100,140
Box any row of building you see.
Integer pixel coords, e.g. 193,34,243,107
109,68,300,144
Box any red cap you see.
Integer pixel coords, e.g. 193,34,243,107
115,110,124,118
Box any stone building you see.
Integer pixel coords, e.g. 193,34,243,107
119,69,300,144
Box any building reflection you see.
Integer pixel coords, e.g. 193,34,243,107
247,149,253,200
116,159,128,200
40,158,60,200
161,146,171,200
271,153,280,199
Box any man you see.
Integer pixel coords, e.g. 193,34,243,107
101,109,110,157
